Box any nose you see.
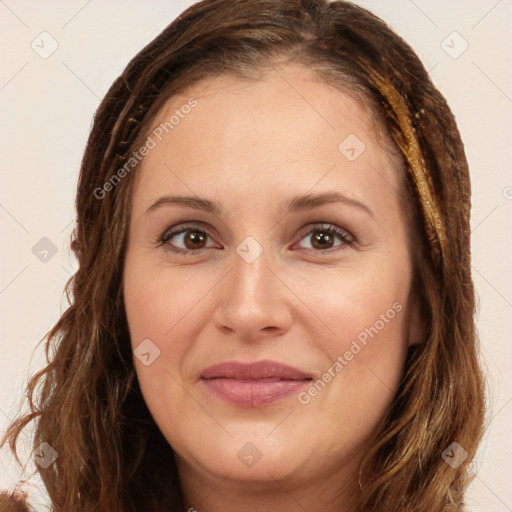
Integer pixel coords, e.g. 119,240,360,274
212,245,294,342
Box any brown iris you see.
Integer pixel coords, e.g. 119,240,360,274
184,230,207,249
311,231,334,250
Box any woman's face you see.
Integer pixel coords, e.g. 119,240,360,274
123,64,421,498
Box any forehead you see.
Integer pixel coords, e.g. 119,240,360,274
150,66,379,148
130,65,402,214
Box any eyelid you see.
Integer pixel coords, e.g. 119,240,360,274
159,221,212,242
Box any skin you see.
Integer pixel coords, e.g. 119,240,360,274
123,63,423,512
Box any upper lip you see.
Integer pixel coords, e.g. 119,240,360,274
201,360,312,381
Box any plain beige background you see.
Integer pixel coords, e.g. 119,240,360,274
1,1,511,510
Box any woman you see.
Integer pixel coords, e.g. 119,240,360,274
1,0,486,510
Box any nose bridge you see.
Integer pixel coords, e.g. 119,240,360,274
213,239,292,338
230,244,275,315
232,247,270,304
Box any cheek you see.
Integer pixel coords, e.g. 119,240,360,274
292,270,410,449
294,258,410,353
292,255,411,412
123,262,206,433
123,258,216,350
123,257,224,418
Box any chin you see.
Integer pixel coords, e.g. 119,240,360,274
173,426,310,483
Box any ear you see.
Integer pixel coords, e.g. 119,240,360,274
407,291,427,346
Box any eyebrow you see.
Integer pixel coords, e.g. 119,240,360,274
145,191,374,218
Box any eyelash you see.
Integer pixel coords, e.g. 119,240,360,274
156,221,354,256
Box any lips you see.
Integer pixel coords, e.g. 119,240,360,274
200,360,312,407
201,360,312,380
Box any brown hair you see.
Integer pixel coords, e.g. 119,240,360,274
0,489,30,512
1,1,486,510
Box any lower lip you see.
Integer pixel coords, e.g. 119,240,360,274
201,378,310,407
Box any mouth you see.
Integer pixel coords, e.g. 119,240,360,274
200,360,313,408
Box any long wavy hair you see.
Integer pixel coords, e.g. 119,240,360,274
1,0,486,510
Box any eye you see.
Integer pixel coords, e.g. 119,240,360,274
158,223,219,254
293,223,354,252
157,222,354,255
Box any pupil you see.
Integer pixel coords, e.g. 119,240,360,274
312,231,333,249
